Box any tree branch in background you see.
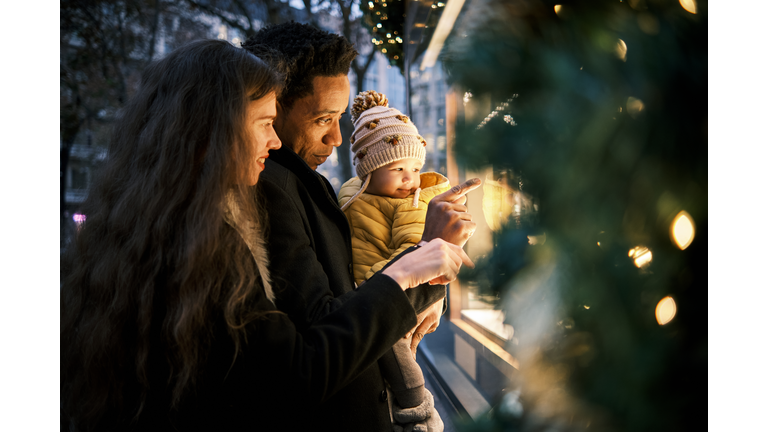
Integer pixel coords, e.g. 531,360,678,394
185,0,253,36
146,0,162,64
231,0,255,36
301,0,318,27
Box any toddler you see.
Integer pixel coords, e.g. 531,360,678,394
338,90,450,431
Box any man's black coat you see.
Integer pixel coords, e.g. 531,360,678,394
258,147,446,430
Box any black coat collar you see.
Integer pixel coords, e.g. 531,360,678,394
268,146,348,226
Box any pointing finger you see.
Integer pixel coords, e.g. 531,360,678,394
446,242,475,269
451,195,467,205
435,178,481,203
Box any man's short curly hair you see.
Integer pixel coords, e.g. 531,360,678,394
242,22,358,110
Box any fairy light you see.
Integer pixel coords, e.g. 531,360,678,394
655,296,677,325
616,39,627,61
671,211,695,250
627,97,645,118
679,0,696,14
476,96,519,130
628,246,653,268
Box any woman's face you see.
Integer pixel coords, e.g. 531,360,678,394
246,92,281,185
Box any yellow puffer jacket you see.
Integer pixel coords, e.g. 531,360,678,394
338,172,451,285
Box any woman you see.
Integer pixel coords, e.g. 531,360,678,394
60,40,470,431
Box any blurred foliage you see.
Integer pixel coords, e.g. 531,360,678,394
446,0,707,430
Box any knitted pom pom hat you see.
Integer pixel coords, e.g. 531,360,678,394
341,90,427,211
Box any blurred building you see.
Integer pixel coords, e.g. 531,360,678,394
409,62,448,175
61,142,107,234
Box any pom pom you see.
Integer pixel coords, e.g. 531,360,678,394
352,90,389,122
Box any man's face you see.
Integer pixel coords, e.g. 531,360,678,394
273,75,350,170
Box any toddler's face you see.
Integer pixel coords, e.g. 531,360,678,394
366,158,423,199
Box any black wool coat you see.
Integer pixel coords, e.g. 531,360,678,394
63,225,418,432
258,147,446,431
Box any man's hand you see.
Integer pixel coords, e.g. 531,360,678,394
421,178,481,247
404,299,444,358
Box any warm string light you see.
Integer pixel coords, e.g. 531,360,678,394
616,39,627,61
671,211,695,250
655,296,677,325
626,97,644,118
679,0,697,14
628,246,652,268
365,0,403,66
476,95,518,130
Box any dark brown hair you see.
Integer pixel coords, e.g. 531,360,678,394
60,39,282,430
242,21,357,110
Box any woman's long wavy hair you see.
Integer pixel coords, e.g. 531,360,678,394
61,39,283,429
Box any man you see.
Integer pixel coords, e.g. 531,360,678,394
242,22,478,430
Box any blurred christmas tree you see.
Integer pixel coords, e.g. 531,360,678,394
444,0,707,430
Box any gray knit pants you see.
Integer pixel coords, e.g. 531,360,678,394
379,338,426,408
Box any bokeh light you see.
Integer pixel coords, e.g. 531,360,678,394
482,176,514,231
615,39,627,61
655,296,677,325
679,0,697,14
554,5,562,14
628,246,652,268
626,97,644,118
671,211,695,250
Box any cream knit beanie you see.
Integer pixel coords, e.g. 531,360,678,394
340,90,427,211
350,90,426,179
